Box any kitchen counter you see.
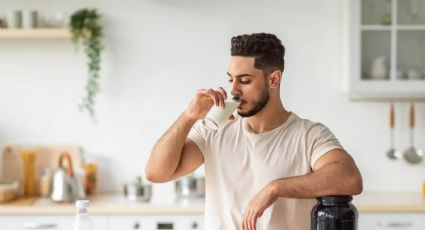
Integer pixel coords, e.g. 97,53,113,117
354,192,425,212
0,194,204,215
1,192,424,214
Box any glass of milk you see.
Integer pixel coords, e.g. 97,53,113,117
202,100,240,132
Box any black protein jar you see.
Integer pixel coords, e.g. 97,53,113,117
311,195,358,230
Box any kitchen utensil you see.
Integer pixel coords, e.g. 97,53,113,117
123,176,152,202
175,174,205,200
51,152,85,202
386,103,401,159
403,104,423,164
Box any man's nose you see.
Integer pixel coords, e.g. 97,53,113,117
231,85,241,100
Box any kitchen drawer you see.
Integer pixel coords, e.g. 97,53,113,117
108,214,203,230
0,215,108,230
360,213,425,230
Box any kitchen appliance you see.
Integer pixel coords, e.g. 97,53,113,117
175,174,205,200
123,176,152,202
51,152,85,203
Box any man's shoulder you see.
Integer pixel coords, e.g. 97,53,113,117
288,113,329,132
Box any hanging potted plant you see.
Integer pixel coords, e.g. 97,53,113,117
70,9,103,120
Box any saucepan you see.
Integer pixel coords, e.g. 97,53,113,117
123,176,152,202
175,174,205,199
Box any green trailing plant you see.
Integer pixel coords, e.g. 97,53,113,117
70,9,103,120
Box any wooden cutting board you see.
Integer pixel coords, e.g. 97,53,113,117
1,197,36,206
1,144,82,195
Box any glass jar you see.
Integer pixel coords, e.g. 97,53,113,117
83,162,97,196
311,195,358,230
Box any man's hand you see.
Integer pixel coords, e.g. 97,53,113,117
184,87,227,120
242,183,278,230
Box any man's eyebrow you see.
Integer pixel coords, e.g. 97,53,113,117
226,72,254,78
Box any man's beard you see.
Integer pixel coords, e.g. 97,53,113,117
237,86,270,117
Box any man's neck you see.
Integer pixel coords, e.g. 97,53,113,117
245,99,290,134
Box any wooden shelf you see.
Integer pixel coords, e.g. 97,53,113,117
0,28,71,38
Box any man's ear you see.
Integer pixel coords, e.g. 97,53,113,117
269,70,282,89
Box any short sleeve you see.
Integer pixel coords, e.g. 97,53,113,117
188,121,207,157
308,123,343,169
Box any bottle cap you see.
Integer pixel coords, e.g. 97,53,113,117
75,200,90,208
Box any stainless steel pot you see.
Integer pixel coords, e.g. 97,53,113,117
175,175,205,199
123,177,152,202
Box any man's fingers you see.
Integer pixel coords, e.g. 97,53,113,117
216,93,225,108
229,114,235,120
246,210,252,230
242,210,249,230
216,87,227,100
205,89,220,106
204,89,227,107
197,87,228,108
251,212,257,230
242,212,247,230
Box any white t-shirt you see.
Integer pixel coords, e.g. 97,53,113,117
188,112,343,230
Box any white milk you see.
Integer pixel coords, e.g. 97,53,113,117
202,100,239,132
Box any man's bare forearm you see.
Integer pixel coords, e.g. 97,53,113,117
145,112,198,182
270,159,363,199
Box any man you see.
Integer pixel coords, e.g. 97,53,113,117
145,33,363,230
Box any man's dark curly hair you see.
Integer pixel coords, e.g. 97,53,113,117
231,33,285,75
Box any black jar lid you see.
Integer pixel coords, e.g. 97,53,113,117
317,195,353,205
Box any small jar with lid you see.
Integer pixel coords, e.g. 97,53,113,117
311,195,358,230
39,168,51,198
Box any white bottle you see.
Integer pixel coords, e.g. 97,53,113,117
73,200,95,230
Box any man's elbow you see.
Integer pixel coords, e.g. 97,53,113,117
349,174,363,195
145,166,169,183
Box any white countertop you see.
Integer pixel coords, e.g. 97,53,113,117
1,192,425,215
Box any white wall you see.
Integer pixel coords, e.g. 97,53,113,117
1,0,424,202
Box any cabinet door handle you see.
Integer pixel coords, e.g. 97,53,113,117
377,221,413,228
191,221,199,229
22,222,58,229
133,221,140,229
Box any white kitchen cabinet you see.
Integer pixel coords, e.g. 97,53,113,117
0,215,108,230
108,215,203,230
360,213,425,229
349,0,425,101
